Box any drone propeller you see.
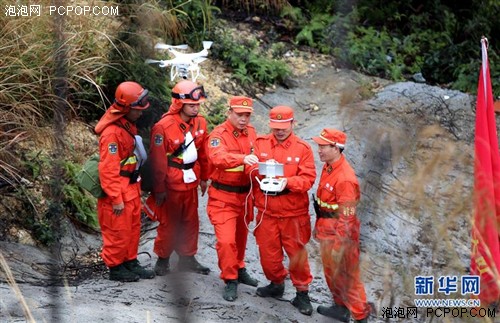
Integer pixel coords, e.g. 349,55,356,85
202,41,213,50
145,58,171,68
192,57,207,64
154,43,189,50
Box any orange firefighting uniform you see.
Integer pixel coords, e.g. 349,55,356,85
95,114,142,268
315,154,371,320
206,120,257,281
250,133,316,291
148,111,209,259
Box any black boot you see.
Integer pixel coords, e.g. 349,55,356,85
317,304,350,322
109,264,140,282
223,280,238,302
154,257,171,276
238,268,258,287
124,259,155,279
256,282,284,298
291,291,313,316
178,256,210,275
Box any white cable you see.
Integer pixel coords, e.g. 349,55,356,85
244,167,267,233
244,167,257,232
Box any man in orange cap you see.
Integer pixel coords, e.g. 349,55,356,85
312,128,370,323
249,105,316,316
146,80,210,276
94,81,155,282
206,96,259,302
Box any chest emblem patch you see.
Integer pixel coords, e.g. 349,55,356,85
154,134,163,146
108,142,118,154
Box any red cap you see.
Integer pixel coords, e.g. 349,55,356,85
312,128,347,148
269,106,294,129
230,96,253,113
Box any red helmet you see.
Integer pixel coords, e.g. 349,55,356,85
114,81,150,111
171,80,206,104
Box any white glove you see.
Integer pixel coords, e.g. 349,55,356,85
243,154,259,165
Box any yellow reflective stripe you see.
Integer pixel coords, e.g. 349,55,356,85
121,155,138,166
317,197,339,210
225,165,244,172
166,153,183,160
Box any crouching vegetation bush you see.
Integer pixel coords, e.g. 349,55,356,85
294,0,500,94
18,149,98,245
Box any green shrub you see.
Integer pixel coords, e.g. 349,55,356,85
295,13,335,53
209,28,291,86
203,98,228,132
20,150,99,244
63,161,99,229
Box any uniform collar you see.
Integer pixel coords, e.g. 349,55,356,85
226,120,248,137
270,132,294,149
174,113,194,132
116,117,137,134
325,154,344,174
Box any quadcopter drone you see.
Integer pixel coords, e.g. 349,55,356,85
145,41,213,82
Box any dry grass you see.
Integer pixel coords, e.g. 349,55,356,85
0,252,35,322
137,1,189,43
0,0,122,186
0,3,111,119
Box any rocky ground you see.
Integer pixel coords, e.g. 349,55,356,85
0,20,489,323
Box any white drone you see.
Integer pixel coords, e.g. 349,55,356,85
146,41,213,82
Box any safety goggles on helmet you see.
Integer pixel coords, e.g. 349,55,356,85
171,86,206,101
130,89,149,108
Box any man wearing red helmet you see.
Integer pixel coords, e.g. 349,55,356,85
206,96,259,302
94,81,155,282
146,80,210,275
312,128,370,323
248,106,316,316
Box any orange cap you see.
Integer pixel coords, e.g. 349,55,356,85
312,128,347,148
269,105,294,129
230,96,253,113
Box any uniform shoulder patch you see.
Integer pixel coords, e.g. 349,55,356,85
210,138,221,147
154,134,164,146
108,142,118,154
297,138,312,149
255,135,268,141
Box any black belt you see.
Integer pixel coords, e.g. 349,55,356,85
261,188,291,196
212,181,251,193
119,169,140,184
119,170,133,177
317,210,339,219
168,159,195,170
